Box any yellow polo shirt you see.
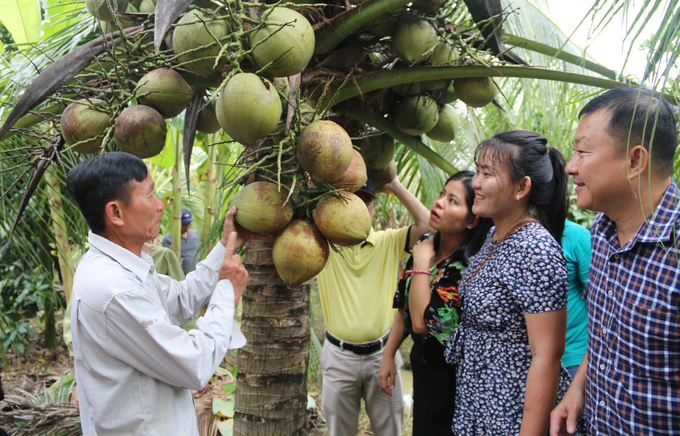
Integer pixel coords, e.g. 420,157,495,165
316,226,410,343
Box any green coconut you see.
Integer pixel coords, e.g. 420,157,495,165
172,10,230,77
180,70,224,88
60,99,112,154
313,192,372,246
359,133,395,170
422,43,459,90
228,181,294,234
454,77,498,108
413,0,445,14
273,220,329,285
250,8,315,78
394,95,439,135
391,82,423,97
329,149,368,193
138,0,155,13
215,73,282,145
136,68,193,119
86,0,128,22
114,105,167,158
426,104,460,142
391,17,437,64
297,120,354,182
196,99,221,134
367,161,397,189
442,81,458,103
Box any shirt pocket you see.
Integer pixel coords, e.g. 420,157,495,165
618,304,680,382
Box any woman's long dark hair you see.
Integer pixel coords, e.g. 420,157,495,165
474,130,568,244
445,171,493,265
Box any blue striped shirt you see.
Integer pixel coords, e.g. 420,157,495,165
586,179,680,435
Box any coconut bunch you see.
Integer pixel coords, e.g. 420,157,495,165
226,120,376,285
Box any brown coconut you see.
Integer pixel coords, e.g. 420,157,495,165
228,181,294,234
60,99,111,154
136,68,193,119
367,161,397,189
329,149,368,193
273,220,329,285
297,120,353,182
114,105,167,158
313,192,372,246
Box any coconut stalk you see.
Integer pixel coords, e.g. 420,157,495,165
318,65,646,112
201,140,219,241
314,0,412,54
171,128,183,258
44,167,75,303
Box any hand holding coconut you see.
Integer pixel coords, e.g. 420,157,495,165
221,205,269,248
219,232,249,305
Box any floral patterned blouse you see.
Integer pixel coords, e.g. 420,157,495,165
444,223,584,435
393,237,465,346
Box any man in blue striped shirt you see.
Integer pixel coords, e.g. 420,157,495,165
551,87,679,435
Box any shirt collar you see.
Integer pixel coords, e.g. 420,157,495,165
596,179,680,248
88,232,155,283
363,228,377,246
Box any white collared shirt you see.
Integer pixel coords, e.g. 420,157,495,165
71,232,246,436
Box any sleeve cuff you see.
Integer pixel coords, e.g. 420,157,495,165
229,325,247,350
200,242,227,271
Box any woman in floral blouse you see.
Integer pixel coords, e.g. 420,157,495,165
378,171,492,435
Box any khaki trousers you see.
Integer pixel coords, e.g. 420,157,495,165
321,339,404,436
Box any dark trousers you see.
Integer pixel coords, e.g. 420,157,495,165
410,333,456,436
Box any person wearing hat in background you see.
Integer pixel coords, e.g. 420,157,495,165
316,175,432,436
163,208,201,274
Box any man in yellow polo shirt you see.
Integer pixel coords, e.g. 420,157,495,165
317,176,431,436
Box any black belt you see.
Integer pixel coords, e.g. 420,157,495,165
325,330,390,355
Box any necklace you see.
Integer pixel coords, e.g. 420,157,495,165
460,220,535,288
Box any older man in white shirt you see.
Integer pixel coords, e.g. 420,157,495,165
67,152,257,436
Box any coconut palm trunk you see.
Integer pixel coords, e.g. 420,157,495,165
233,239,311,435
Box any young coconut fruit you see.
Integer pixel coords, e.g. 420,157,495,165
100,3,137,33
114,105,167,158
172,10,230,77
60,99,111,154
442,80,457,103
228,181,294,234
273,220,329,285
359,133,395,169
136,68,193,119
138,0,155,13
422,43,459,91
329,149,368,193
394,95,439,135
391,17,437,64
367,161,397,189
215,73,282,145
249,8,315,78
86,0,128,22
313,192,372,246
196,99,221,134
297,120,353,182
454,77,498,107
427,104,460,142
367,14,401,38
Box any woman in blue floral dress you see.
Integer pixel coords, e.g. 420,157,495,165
444,131,584,435
379,171,492,435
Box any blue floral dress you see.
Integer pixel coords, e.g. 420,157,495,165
444,223,583,435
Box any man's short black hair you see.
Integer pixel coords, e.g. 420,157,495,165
66,152,148,234
580,87,678,176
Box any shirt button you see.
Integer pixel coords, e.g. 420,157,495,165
600,364,605,370
613,254,620,260
600,400,605,407
602,328,608,334
608,290,613,296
